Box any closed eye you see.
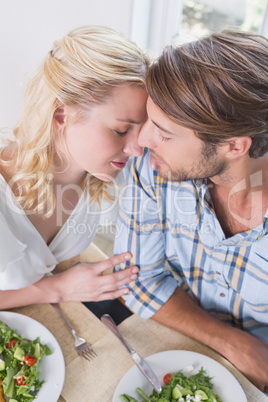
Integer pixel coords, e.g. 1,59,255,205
114,130,129,137
158,132,171,142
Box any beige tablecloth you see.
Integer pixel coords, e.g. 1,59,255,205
9,243,268,401
12,302,267,402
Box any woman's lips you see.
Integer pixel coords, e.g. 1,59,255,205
112,161,128,169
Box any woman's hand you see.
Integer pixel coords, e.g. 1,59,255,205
0,253,137,310
52,252,138,302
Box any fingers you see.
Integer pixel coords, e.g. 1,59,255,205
93,286,131,302
110,265,139,283
91,252,133,275
67,253,138,302
96,265,139,294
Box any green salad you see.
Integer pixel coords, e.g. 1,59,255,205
120,367,222,402
0,320,52,402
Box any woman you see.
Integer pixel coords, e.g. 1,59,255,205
0,25,149,309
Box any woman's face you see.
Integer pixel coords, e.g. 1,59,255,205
54,85,147,182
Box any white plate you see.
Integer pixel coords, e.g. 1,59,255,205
113,350,247,402
0,311,65,402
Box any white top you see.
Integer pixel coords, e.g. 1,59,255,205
0,174,121,290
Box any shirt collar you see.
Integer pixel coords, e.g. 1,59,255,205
193,178,207,189
263,210,268,234
193,178,268,238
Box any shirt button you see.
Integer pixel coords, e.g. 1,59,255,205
216,271,221,275
220,292,225,297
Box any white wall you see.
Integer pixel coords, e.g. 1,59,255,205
0,0,134,135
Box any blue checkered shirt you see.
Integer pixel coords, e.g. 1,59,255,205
114,148,268,345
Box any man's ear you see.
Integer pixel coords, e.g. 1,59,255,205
53,107,66,128
225,137,252,159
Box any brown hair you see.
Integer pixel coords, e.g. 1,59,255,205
146,30,268,158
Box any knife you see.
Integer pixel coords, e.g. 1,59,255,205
101,314,162,394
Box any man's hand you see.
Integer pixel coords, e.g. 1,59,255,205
152,287,268,392
224,327,268,392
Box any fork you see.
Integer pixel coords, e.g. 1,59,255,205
50,303,97,361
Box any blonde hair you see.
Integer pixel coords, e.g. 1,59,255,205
1,25,149,216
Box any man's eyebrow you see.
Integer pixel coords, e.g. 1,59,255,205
116,118,141,124
152,119,176,136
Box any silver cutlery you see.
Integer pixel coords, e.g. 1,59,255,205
51,303,97,361
101,313,162,394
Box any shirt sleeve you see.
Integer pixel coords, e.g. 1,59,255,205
114,148,178,318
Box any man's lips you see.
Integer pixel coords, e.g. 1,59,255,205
150,153,163,169
112,161,128,169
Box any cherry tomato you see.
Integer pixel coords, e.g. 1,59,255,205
163,373,172,385
16,376,26,386
7,339,17,349
24,354,37,366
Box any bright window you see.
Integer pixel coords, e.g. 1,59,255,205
130,0,268,55
178,0,268,41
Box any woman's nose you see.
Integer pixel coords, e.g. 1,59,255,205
138,120,156,149
123,130,143,157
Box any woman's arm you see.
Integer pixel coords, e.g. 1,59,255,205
0,252,139,310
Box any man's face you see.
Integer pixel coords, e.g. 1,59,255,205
138,97,227,181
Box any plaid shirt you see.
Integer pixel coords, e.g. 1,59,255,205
114,148,268,345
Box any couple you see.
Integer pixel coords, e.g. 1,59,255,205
0,26,267,392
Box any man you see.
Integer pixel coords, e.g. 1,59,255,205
114,30,268,392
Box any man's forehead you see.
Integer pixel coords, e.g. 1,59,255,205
147,97,195,137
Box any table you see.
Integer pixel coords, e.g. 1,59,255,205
11,301,268,402
7,242,268,402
